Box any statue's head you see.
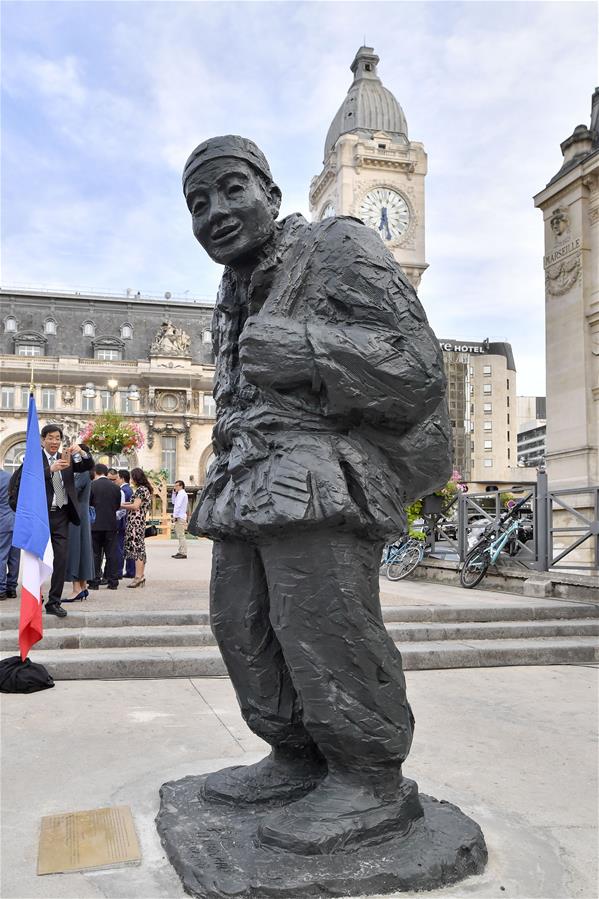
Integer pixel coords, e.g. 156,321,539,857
183,135,282,267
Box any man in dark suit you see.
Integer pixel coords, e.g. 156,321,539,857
8,423,94,617
88,463,122,590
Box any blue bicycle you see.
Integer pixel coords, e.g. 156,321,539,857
381,536,425,581
460,495,530,588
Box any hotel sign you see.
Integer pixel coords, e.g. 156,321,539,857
440,342,487,354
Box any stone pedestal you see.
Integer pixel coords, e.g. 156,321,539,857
156,770,487,899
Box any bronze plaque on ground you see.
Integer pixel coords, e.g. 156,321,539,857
37,805,141,875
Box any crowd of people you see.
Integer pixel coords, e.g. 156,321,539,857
0,422,188,618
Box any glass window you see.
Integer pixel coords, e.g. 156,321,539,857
484,440,492,449
20,387,30,407
4,316,16,332
3,441,26,473
483,384,492,395
41,388,56,410
202,329,212,345
162,436,177,482
483,403,492,413
82,393,95,412
483,421,492,431
96,348,121,361
44,319,56,335
83,321,95,337
100,390,115,411
120,391,135,413
202,394,216,417
17,344,42,356
0,386,15,409
483,458,493,468
121,324,133,339
483,365,492,375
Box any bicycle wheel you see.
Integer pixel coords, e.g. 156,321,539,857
387,544,421,581
460,545,490,589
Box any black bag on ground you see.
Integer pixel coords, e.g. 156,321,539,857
145,524,158,538
0,656,55,693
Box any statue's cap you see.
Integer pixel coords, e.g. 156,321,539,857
182,135,273,192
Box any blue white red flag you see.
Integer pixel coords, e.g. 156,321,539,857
12,394,53,660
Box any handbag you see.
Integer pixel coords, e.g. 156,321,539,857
88,505,96,524
145,524,158,538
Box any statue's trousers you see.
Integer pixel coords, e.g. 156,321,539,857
210,530,415,773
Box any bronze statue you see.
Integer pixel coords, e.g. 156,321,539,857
157,135,486,897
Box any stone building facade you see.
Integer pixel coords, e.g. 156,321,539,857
0,288,216,490
309,46,428,290
533,87,599,491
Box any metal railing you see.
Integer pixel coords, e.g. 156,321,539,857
423,470,599,574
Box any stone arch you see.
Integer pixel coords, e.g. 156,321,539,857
0,431,28,472
199,443,215,486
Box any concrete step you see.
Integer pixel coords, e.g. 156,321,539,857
4,635,597,679
1,600,598,632
1,618,598,652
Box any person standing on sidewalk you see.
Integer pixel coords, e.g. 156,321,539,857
171,480,188,559
0,470,20,601
116,470,136,578
88,463,122,591
8,424,94,618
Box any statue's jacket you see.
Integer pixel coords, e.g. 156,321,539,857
190,214,452,542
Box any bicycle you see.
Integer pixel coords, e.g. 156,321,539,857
381,536,425,581
459,495,530,588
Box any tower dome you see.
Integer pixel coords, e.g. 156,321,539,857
324,47,408,160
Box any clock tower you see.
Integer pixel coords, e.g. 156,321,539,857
309,46,428,289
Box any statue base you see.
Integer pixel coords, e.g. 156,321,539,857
156,772,487,898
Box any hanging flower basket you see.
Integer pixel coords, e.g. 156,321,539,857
79,412,145,456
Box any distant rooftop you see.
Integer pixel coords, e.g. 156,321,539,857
0,284,215,306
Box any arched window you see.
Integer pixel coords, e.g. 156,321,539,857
121,323,133,340
3,441,26,473
82,321,95,337
4,316,17,333
44,319,57,335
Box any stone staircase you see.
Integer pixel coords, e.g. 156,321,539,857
1,600,598,679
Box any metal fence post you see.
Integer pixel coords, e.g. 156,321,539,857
535,468,549,571
458,492,467,562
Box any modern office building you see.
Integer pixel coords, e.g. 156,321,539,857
0,288,216,489
440,339,519,487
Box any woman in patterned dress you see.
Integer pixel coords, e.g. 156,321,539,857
122,467,153,588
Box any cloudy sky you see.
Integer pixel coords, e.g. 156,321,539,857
2,1,597,395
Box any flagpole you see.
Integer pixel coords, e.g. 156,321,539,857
29,362,35,395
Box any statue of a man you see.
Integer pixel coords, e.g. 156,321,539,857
183,135,451,855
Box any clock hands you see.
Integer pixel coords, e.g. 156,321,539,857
378,206,392,241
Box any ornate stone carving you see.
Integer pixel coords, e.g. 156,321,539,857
156,391,183,413
549,206,570,239
61,386,75,406
150,321,191,357
589,205,599,225
145,416,191,451
545,252,582,296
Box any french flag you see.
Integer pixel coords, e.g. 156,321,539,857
12,395,53,661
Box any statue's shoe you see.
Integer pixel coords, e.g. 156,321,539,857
257,774,423,855
201,750,327,806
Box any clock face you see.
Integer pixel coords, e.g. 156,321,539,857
321,203,335,220
359,188,410,242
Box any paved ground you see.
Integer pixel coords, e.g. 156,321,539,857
0,538,562,614
1,540,598,898
1,666,597,899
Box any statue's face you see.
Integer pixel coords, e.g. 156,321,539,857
185,159,280,266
